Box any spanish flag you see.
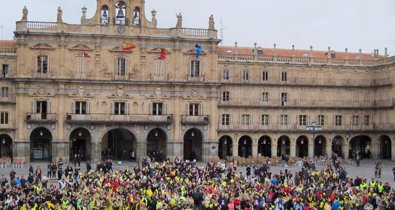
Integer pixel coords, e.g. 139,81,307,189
122,43,136,51
159,48,167,60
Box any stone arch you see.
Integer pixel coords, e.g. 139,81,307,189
314,135,327,157
238,135,252,157
100,5,109,24
30,127,52,161
218,135,232,159
146,128,167,162
296,135,308,158
379,135,391,159
277,135,290,156
349,135,372,159
69,127,92,161
0,134,13,160
101,128,136,160
258,135,271,157
115,1,126,25
183,128,203,161
332,135,344,158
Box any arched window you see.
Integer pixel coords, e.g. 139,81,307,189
115,1,126,25
101,5,109,25
133,7,141,26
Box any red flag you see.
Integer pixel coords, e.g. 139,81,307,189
81,48,90,58
38,49,42,63
160,48,166,60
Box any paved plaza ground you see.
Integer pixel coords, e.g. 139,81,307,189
1,159,394,186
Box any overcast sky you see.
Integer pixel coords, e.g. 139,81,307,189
1,0,394,55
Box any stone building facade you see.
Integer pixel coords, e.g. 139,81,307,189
0,0,394,162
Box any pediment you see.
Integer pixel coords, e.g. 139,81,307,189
184,49,207,56
69,44,92,51
148,48,171,54
30,43,55,50
109,46,133,53
182,89,206,100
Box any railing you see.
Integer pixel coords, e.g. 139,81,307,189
26,113,56,122
0,48,16,54
0,96,16,103
181,115,209,125
219,53,395,67
218,122,388,131
15,21,216,39
66,113,173,124
219,98,394,108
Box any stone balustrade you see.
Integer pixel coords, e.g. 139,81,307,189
15,21,217,39
219,53,395,67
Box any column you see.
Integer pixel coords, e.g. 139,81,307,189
252,143,258,157
370,136,379,159
136,141,147,162
232,142,238,157
344,143,349,160
392,141,395,161
325,141,332,157
91,141,101,162
271,141,277,157
290,141,296,157
308,142,314,158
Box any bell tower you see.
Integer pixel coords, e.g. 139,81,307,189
81,0,153,28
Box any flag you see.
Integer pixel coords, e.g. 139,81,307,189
159,48,166,60
122,43,136,51
38,49,42,63
195,44,202,59
81,48,90,58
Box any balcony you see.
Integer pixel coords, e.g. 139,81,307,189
26,113,57,124
66,113,173,125
181,115,209,125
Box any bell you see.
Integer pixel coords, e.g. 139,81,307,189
116,9,125,19
102,10,108,19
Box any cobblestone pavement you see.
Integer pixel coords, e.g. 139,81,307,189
1,159,394,186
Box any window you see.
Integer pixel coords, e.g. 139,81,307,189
154,60,165,76
299,115,307,126
37,55,48,73
242,70,249,81
364,115,370,126
280,114,288,125
352,115,359,126
152,103,163,115
117,58,126,76
36,101,48,114
189,103,200,116
281,92,288,106
281,71,287,82
262,71,268,81
318,115,325,126
0,112,8,124
190,60,200,77
222,91,229,102
257,50,263,55
75,101,87,114
1,87,9,97
114,102,126,115
262,92,269,103
261,114,269,125
241,114,250,125
335,115,342,126
222,114,230,125
2,64,9,77
222,69,229,80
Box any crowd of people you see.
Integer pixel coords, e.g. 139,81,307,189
0,156,394,209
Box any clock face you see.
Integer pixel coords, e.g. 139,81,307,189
117,26,124,34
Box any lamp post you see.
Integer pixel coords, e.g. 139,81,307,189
306,121,322,156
